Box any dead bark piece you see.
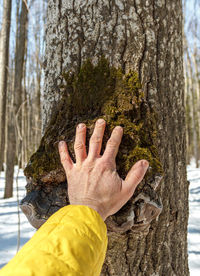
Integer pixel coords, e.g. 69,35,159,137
21,176,69,228
106,176,163,234
21,175,163,233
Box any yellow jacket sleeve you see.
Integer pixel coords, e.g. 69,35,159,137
0,205,108,276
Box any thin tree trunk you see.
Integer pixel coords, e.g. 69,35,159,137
21,31,28,168
5,0,28,198
192,47,200,166
187,50,199,168
184,61,192,164
4,0,20,198
0,0,12,173
22,1,189,275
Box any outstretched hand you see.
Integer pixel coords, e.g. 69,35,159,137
58,119,149,221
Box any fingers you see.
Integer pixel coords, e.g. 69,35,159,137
122,160,149,197
74,123,87,165
88,119,106,160
102,126,123,161
58,141,74,173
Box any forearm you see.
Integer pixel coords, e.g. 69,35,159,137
0,205,108,276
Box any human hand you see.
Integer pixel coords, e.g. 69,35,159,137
58,119,149,221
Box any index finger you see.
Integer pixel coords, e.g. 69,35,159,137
58,141,74,173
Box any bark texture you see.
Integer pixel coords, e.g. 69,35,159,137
22,0,189,275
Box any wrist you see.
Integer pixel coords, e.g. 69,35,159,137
69,199,106,220
83,204,106,221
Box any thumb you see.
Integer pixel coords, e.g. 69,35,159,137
122,160,149,197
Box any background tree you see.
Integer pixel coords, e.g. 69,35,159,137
184,1,200,167
20,0,189,275
3,0,45,198
0,0,12,174
4,0,28,198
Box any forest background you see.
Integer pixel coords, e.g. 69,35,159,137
0,0,200,275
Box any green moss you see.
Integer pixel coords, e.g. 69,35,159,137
24,56,163,182
125,146,163,175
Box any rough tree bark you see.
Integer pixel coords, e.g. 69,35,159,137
21,1,189,275
0,0,12,173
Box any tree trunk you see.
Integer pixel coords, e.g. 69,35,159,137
5,0,28,198
21,44,28,169
21,1,189,275
192,47,200,166
0,0,12,173
184,61,192,165
187,50,199,168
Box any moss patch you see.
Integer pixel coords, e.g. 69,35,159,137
24,56,163,184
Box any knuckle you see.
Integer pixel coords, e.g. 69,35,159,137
82,160,94,171
134,173,142,183
59,149,65,156
131,172,142,184
99,158,114,170
107,138,117,147
61,156,68,164
90,135,102,144
98,162,107,172
74,143,84,151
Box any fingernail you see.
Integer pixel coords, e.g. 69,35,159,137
58,141,65,147
141,160,149,169
97,118,105,125
115,126,123,132
78,123,85,129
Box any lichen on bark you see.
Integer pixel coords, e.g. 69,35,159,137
22,56,163,232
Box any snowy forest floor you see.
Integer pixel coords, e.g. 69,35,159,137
0,163,200,275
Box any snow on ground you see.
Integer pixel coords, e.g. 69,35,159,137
187,161,200,276
0,168,35,269
0,164,200,274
